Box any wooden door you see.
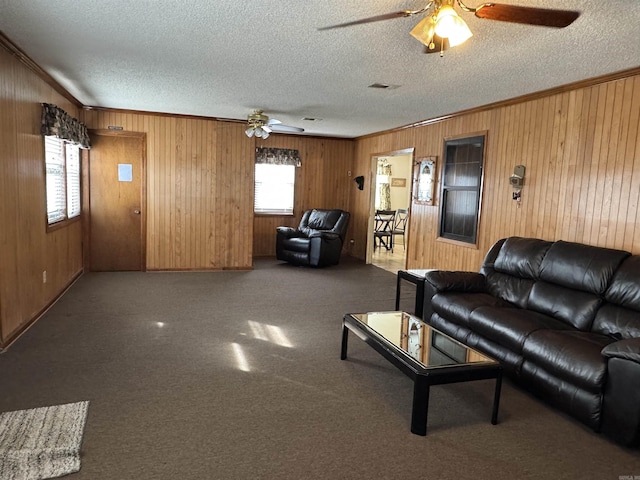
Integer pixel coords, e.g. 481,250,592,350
89,132,145,271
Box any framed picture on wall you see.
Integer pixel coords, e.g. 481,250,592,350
414,157,436,205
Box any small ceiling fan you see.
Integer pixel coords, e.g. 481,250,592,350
245,110,304,139
319,0,580,54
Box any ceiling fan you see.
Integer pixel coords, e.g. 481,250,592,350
319,0,580,54
245,110,305,139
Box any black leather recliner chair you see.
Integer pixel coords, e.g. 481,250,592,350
276,209,350,267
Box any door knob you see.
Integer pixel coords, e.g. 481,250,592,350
133,209,141,215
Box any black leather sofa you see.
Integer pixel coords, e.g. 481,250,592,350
422,237,640,446
276,209,350,267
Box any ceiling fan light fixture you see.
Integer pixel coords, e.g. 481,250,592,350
245,127,255,138
446,17,473,46
434,4,472,46
409,16,436,47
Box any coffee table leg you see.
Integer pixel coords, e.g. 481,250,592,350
341,323,349,360
411,376,429,435
491,370,503,425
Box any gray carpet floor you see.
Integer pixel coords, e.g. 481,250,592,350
0,257,638,479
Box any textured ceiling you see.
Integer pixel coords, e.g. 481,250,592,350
1,0,639,138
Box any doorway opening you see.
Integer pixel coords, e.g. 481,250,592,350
367,149,414,273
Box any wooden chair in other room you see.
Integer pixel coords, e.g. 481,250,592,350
392,208,409,250
374,210,396,251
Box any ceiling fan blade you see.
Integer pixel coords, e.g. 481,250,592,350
270,124,305,133
267,119,282,126
318,10,419,31
474,4,580,28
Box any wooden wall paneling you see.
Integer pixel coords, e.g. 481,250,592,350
0,48,19,342
561,89,583,242
84,110,253,270
353,72,640,274
1,45,83,347
573,86,596,244
590,83,614,246
606,80,628,247
214,122,253,268
517,101,535,237
622,77,640,252
252,136,354,257
610,78,636,247
209,119,219,265
582,87,604,247
599,82,622,246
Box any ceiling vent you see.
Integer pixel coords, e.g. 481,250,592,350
368,83,400,90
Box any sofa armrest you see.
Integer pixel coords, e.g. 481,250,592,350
421,271,487,321
424,271,486,293
602,338,640,364
308,231,339,240
276,226,302,239
601,338,640,446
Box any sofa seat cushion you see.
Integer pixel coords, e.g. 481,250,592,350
522,330,613,392
281,237,310,253
431,292,510,328
469,307,571,353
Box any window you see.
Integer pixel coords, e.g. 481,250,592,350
438,134,485,244
254,163,295,215
45,136,81,225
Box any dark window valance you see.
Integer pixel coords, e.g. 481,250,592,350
41,103,91,149
255,148,301,167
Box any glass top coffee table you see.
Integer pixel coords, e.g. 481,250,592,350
341,311,503,436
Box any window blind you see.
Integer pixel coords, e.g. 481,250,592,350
44,136,82,225
66,144,81,219
45,136,67,224
254,164,295,214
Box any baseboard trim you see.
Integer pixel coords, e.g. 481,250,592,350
0,269,84,353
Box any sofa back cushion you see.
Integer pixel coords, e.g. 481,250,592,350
528,281,603,330
527,241,630,331
493,237,552,278
592,256,640,339
481,237,551,308
538,241,629,294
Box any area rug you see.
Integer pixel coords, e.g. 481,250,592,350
0,401,89,480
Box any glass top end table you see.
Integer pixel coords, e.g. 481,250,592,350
341,311,503,435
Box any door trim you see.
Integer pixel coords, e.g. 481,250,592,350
83,129,147,272
366,147,414,265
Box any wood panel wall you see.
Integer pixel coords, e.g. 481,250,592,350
83,110,355,265
252,136,355,256
351,73,640,272
82,111,257,270
0,44,83,347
